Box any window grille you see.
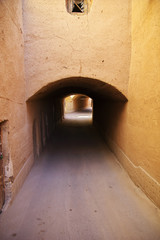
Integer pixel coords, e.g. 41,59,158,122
66,0,92,15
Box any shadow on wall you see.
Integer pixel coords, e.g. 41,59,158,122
94,100,128,150
27,98,63,161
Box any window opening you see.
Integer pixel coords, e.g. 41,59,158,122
66,0,92,15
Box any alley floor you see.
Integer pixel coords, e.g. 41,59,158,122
0,113,160,240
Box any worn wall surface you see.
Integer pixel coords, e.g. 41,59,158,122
126,0,160,207
22,0,131,99
0,0,30,202
0,1,63,206
94,0,160,208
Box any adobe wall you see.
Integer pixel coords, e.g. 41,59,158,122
0,0,30,202
22,0,131,99
64,94,91,113
94,0,160,208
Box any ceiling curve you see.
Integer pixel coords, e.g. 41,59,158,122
27,77,127,102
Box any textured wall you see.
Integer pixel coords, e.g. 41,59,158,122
127,0,160,207
0,0,29,201
22,0,131,99
94,0,160,208
0,1,65,205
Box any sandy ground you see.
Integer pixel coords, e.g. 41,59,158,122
0,113,160,240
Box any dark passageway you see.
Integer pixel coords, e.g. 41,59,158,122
0,114,160,240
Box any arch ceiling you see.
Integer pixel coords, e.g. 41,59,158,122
27,77,127,102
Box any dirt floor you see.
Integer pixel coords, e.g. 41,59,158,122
0,113,160,240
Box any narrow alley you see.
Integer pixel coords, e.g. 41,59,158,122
0,1,160,239
0,114,160,240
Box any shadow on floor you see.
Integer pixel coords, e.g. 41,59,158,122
0,115,160,240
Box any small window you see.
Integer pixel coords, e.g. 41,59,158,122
66,0,92,15
72,0,84,13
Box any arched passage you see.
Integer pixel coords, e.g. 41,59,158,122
26,77,127,158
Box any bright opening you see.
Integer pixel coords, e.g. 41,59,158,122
63,94,93,122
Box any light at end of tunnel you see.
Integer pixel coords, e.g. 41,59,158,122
70,95,75,99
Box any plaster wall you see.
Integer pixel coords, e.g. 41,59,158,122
94,0,160,208
0,0,30,201
73,95,91,111
0,0,63,205
22,0,131,99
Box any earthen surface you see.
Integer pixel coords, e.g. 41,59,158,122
0,116,160,240
23,0,131,98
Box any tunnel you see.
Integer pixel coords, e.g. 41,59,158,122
1,77,160,240
26,77,127,160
